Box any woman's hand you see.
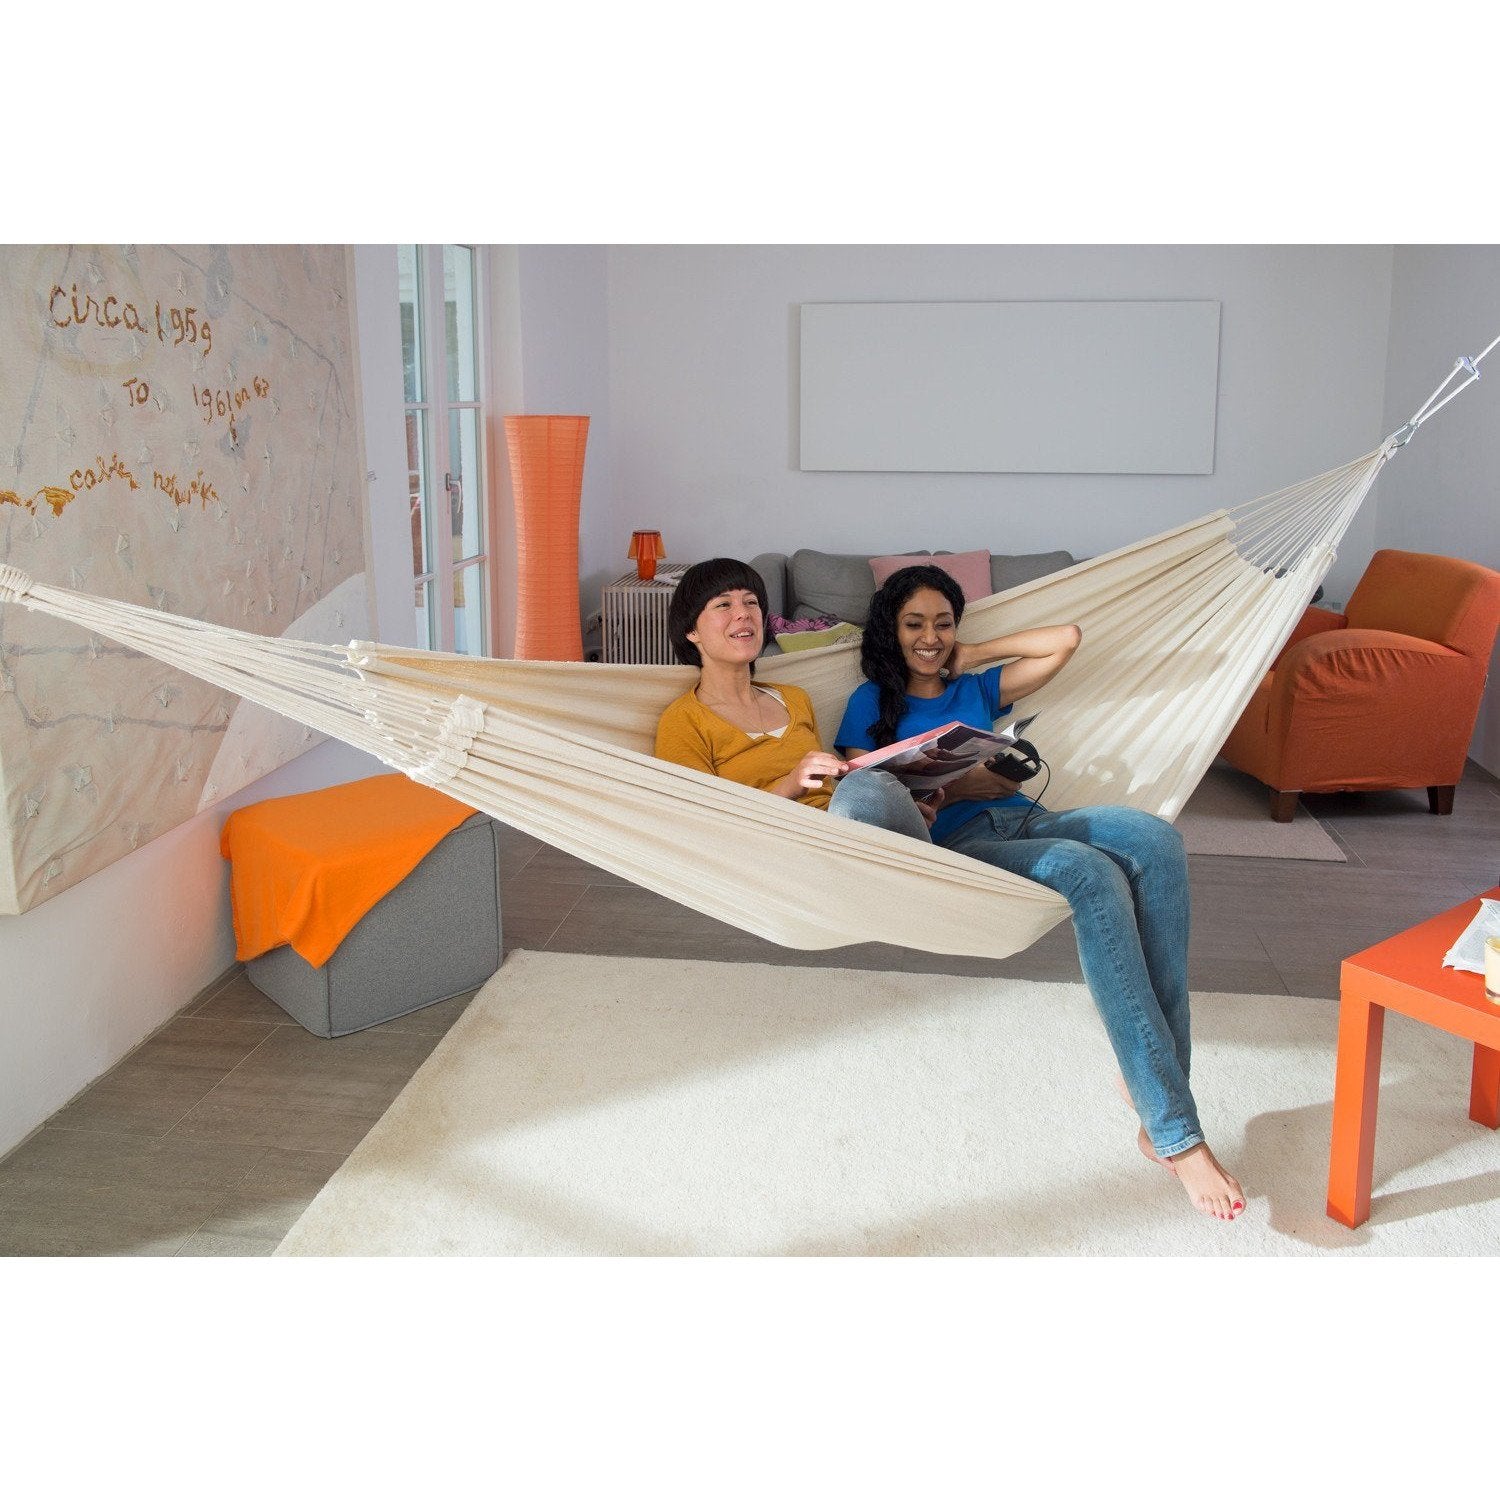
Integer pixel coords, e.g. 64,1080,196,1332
913,786,946,829
942,763,1024,802
773,751,849,798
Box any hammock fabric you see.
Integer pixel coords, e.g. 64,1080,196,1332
0,441,1397,964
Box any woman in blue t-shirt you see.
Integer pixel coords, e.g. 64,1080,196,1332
835,564,1246,1224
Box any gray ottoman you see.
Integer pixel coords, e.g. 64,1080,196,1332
246,813,503,1038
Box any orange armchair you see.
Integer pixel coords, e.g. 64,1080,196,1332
1220,549,1500,821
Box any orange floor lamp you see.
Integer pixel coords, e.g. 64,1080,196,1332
505,414,588,661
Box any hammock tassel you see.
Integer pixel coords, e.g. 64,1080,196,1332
399,693,487,790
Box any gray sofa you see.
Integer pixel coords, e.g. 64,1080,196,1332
748,547,1076,653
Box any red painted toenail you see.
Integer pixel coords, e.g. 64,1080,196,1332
1233,1201,1243,1209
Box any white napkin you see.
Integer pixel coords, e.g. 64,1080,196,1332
1442,897,1500,973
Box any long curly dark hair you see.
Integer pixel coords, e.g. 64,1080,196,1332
860,565,966,746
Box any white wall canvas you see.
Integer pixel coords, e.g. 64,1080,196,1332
0,245,370,914
800,299,1221,474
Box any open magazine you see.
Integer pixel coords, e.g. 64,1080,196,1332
844,714,1038,793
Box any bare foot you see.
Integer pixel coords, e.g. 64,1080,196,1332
1167,1143,1246,1221
1136,1126,1177,1173
1117,1076,1176,1172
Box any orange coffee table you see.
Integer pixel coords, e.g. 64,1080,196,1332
1326,886,1500,1228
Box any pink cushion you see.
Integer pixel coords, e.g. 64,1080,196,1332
868,549,992,602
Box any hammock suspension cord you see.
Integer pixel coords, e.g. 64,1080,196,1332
1389,331,1499,448
1228,331,1496,578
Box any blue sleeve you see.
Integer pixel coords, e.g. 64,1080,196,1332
977,664,1010,722
834,682,880,751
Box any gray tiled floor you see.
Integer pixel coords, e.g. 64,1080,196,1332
2,760,1496,1256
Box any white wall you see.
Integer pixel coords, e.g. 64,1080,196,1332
0,245,413,1158
515,246,617,618
1377,247,1500,775
601,246,1397,606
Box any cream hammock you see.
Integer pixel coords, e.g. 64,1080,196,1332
0,347,1489,963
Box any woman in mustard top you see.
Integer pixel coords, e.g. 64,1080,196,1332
653,558,933,838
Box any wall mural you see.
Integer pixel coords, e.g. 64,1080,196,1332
0,245,370,914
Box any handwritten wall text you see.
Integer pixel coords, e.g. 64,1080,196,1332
192,376,270,443
152,469,221,509
49,282,213,357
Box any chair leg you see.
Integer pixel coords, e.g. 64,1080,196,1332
1427,785,1455,815
1270,790,1299,822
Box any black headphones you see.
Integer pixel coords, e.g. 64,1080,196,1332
983,738,1042,782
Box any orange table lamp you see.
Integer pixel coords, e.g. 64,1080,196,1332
628,530,666,581
505,414,588,661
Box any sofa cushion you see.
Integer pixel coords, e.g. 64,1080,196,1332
769,613,840,637
748,552,787,621
781,546,1078,625
789,549,928,625
775,622,863,653
871,549,992,601
989,550,1075,595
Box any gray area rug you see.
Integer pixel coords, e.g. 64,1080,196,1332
277,950,1495,1256
1176,762,1345,861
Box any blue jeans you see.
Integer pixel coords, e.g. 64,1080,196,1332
827,769,934,842
942,802,1202,1159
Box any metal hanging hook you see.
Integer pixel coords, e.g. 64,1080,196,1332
1384,333,1497,455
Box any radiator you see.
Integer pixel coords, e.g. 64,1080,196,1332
601,564,688,665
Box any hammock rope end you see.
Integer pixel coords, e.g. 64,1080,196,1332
0,566,36,605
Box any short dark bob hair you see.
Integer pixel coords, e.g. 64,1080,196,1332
667,557,770,668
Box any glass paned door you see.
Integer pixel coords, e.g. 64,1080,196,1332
444,245,478,402
400,243,490,656
453,560,487,655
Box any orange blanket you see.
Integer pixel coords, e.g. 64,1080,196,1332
220,774,477,967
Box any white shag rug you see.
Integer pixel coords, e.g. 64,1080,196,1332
276,951,1497,1256
1175,763,1345,861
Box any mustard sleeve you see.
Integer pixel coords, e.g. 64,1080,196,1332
654,697,717,776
